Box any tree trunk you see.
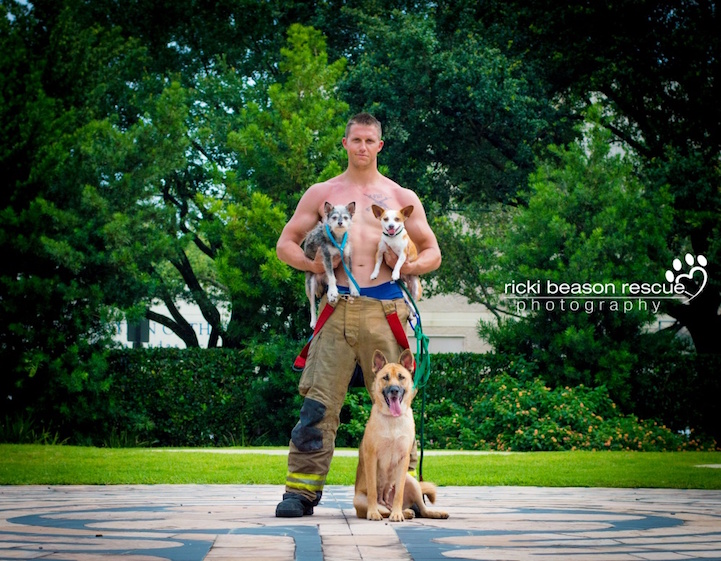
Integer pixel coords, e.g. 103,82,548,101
667,288,721,354
170,251,225,347
146,308,199,348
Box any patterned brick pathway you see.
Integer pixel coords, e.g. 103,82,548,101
1,484,720,560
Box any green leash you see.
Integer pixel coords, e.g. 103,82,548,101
397,280,431,481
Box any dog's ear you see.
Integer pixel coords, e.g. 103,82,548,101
398,349,414,374
324,201,333,215
371,204,385,219
400,205,414,219
347,202,356,216
372,350,387,374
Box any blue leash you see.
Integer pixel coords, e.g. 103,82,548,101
325,224,361,294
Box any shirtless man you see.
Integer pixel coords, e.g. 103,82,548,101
275,113,441,517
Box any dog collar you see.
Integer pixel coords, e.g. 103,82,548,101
384,224,405,238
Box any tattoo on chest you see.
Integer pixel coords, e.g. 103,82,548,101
363,193,391,212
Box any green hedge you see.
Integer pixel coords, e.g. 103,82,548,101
3,346,719,450
104,345,302,447
337,354,717,452
421,374,714,451
424,353,720,451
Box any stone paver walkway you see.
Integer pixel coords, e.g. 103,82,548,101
1,484,720,560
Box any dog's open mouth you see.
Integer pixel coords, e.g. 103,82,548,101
383,387,405,417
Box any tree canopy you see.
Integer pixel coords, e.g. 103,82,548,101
490,0,721,352
479,116,677,410
1,0,718,438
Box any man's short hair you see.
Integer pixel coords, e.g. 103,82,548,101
345,112,382,139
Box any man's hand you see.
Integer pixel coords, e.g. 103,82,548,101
383,248,413,274
309,249,340,274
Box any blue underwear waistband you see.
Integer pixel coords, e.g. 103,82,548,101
338,281,404,300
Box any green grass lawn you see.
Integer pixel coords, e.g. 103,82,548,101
1,445,720,489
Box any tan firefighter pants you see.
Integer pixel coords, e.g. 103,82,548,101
285,294,416,503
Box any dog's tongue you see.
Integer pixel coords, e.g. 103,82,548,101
389,396,402,417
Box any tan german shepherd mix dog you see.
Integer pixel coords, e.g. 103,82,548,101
353,349,449,521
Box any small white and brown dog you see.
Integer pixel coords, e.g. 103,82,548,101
370,204,422,301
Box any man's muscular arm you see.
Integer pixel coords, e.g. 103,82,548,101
276,184,341,274
276,188,325,274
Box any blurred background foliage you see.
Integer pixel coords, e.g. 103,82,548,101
1,0,718,444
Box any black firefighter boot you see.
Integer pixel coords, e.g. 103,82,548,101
275,493,315,517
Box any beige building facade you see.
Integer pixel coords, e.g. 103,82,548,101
113,294,493,354
408,293,492,354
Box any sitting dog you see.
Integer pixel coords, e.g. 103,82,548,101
369,204,422,301
303,202,358,328
353,349,449,521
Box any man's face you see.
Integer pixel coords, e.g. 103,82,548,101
342,124,383,168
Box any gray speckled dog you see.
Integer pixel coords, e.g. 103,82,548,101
303,202,359,328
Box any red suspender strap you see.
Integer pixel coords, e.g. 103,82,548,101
293,302,413,372
292,303,336,371
385,309,416,373
386,310,411,350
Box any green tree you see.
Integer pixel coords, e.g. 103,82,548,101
228,24,348,205
0,1,153,429
477,117,676,410
218,24,349,345
0,0,349,431
488,0,721,354
340,10,569,209
60,23,349,349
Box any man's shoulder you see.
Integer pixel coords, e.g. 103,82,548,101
389,181,422,204
369,175,416,199
301,179,337,201
308,172,351,191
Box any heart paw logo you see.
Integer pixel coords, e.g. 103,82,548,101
665,253,708,303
